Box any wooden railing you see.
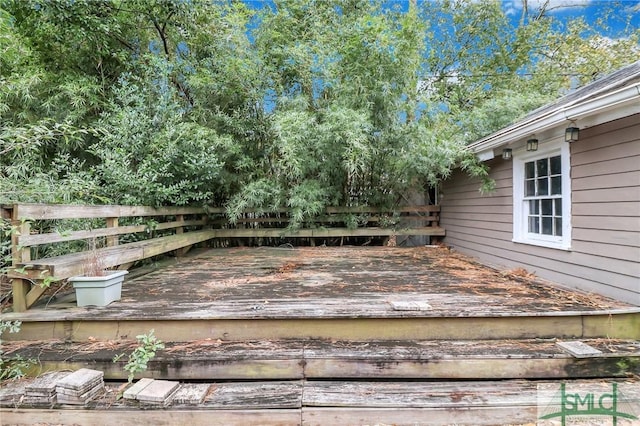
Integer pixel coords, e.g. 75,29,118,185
2,203,444,311
2,203,212,312
205,205,444,241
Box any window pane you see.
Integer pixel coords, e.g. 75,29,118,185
554,198,562,215
555,218,563,236
525,162,535,179
537,178,548,195
520,153,565,242
550,155,561,175
526,180,536,196
537,159,548,177
551,176,562,195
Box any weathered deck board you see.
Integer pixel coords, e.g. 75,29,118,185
6,295,640,322
302,406,538,426
7,246,634,316
3,379,639,425
4,338,639,380
0,409,302,426
302,338,640,379
303,380,538,407
203,381,303,409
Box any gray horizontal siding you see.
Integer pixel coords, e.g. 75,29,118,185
572,202,639,217
571,155,639,177
443,231,639,302
444,228,638,280
573,171,637,191
441,113,640,304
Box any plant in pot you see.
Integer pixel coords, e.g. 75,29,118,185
68,237,127,307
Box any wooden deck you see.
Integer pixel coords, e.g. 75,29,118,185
3,246,638,340
2,202,444,311
2,246,639,425
5,245,637,315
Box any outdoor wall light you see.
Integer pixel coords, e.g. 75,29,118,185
565,124,579,142
502,148,513,160
526,138,539,152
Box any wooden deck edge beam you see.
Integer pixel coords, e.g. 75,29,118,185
0,407,539,426
0,409,301,426
2,378,638,426
21,353,640,381
5,313,639,342
301,406,539,426
3,377,639,425
5,381,639,426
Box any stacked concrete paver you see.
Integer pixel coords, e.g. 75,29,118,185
123,378,180,406
23,371,69,406
56,368,105,405
1,370,209,409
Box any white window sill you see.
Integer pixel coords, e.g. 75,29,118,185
512,238,572,251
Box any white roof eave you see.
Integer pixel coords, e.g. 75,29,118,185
469,82,640,156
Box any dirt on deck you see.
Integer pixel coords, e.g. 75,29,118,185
2,245,633,320
119,245,629,311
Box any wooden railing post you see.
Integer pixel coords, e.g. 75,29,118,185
10,206,31,313
432,205,440,228
106,217,119,247
175,214,189,256
175,214,184,236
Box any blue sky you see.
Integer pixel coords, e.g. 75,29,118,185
240,0,639,114
525,0,640,36
244,0,640,38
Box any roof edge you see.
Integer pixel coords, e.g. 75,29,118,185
468,62,640,155
470,82,640,154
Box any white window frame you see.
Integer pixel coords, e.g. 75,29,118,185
512,139,572,250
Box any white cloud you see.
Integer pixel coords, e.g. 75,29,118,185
508,0,591,12
503,3,519,16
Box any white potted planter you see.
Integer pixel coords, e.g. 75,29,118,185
70,270,128,307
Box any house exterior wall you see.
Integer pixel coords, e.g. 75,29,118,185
440,113,640,304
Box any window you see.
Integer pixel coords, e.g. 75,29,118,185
513,140,571,250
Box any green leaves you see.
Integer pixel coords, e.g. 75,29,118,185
92,63,229,207
113,329,164,383
1,0,637,215
0,320,34,381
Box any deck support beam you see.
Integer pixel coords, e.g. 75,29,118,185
11,278,29,313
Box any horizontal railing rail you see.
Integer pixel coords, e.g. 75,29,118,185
2,203,210,312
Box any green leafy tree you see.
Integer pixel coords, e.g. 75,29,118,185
1,0,637,217
226,0,482,225
92,58,232,206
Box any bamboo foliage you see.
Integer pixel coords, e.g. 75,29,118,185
1,0,637,216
